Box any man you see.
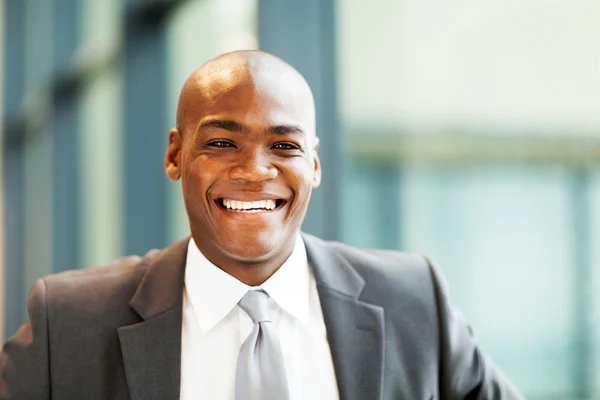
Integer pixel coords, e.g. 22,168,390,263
0,51,524,399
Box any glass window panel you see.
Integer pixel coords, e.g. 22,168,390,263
79,0,123,267
22,0,54,301
401,165,576,397
590,169,600,397
341,164,388,248
0,0,6,341
337,0,600,135
79,66,123,267
341,163,401,249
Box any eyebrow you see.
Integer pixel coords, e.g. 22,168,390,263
199,119,246,133
199,119,304,136
267,124,304,135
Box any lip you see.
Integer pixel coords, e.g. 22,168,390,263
213,200,288,221
212,192,289,202
211,192,290,220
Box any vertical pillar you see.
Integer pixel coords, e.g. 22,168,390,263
52,0,81,272
377,165,402,250
2,0,26,338
571,168,592,398
122,3,171,255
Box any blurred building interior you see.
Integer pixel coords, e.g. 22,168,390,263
1,0,599,399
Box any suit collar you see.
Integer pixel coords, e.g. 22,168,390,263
302,232,365,298
303,233,385,400
129,238,189,320
118,238,189,400
129,233,364,318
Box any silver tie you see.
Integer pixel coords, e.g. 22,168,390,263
234,290,290,400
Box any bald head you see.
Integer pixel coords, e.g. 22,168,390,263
175,50,316,139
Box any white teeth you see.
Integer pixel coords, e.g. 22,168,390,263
222,198,278,211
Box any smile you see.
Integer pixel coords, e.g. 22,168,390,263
216,198,287,213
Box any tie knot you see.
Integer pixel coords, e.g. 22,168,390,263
238,290,270,323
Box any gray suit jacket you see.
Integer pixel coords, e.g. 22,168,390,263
0,233,524,400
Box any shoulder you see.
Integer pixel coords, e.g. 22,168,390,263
40,250,160,318
44,253,149,293
318,239,433,283
326,240,430,275
314,238,437,308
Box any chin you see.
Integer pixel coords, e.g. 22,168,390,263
221,231,284,262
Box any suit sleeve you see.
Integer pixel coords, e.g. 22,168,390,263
0,279,51,400
426,258,525,400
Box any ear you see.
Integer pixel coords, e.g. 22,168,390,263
165,128,182,181
312,136,322,188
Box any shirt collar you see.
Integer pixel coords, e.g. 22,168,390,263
184,235,310,334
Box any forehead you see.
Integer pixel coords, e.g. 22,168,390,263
188,63,315,131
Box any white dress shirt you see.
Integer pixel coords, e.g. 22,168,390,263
180,235,340,400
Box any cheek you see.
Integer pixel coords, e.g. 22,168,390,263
186,154,216,179
284,160,315,199
182,155,217,198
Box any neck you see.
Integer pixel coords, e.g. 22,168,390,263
191,234,297,287
216,262,283,287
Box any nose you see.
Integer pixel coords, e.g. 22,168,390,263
228,148,278,182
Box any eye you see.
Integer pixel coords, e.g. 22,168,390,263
208,140,235,148
272,142,300,150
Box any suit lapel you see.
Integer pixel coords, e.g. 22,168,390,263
303,234,385,400
118,239,189,400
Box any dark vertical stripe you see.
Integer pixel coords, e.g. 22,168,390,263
123,11,169,255
258,0,342,240
52,95,80,271
377,165,401,250
52,0,81,272
52,0,79,73
571,169,592,398
3,0,26,337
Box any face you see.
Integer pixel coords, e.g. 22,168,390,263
165,70,321,264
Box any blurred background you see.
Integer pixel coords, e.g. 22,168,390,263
1,0,599,398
